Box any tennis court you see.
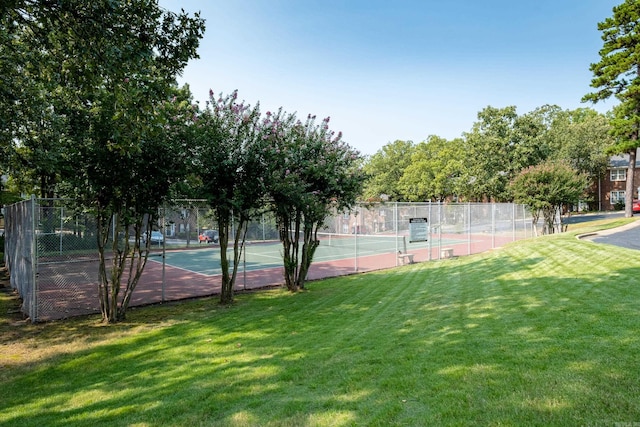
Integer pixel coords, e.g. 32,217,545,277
150,233,470,277
29,230,514,321
7,200,535,321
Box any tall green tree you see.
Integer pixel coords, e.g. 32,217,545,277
461,105,558,202
398,135,464,202
196,90,266,305
583,0,640,217
90,85,199,323
512,104,562,171
5,1,205,322
71,3,203,323
362,140,415,201
547,108,612,207
1,1,63,195
461,106,520,201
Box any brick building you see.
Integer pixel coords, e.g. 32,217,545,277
597,148,640,212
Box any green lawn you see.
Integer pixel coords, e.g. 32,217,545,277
1,219,640,426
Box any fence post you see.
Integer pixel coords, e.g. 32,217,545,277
59,204,64,254
162,206,166,303
30,195,38,323
353,208,358,272
513,203,516,242
492,203,496,249
466,203,471,256
428,201,432,261
438,202,443,259
394,202,399,266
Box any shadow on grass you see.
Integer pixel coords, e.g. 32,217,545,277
2,242,640,426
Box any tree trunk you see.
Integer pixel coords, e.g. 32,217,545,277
97,211,151,322
277,211,321,291
97,213,111,321
542,206,555,235
218,214,233,304
118,219,150,320
531,211,541,237
297,224,320,290
280,222,295,291
626,148,636,218
279,210,302,291
230,218,248,292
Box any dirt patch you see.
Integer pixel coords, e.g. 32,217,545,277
0,266,28,327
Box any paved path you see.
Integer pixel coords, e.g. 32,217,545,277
579,219,640,251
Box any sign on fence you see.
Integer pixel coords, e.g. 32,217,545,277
409,218,428,243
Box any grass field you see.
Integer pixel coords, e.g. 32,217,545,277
1,218,640,426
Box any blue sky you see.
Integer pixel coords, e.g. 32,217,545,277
159,0,620,155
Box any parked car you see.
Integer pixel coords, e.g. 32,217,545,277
143,230,164,245
199,229,219,244
633,200,640,213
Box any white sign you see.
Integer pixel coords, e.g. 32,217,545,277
409,218,428,243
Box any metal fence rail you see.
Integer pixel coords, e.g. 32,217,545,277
5,200,533,321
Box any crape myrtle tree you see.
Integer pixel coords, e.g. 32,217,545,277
41,1,204,323
510,161,588,235
583,0,640,217
263,111,365,291
196,90,266,304
86,86,198,322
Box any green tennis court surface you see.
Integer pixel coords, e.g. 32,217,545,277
152,234,469,276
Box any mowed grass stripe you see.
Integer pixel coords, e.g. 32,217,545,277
2,221,640,426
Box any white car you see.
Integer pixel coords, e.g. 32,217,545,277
143,230,164,245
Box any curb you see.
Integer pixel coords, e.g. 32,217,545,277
576,218,640,241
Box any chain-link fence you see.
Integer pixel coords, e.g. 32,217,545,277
318,202,532,269
4,197,37,319
5,199,533,321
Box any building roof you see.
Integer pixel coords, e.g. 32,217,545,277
609,148,640,168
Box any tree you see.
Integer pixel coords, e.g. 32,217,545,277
71,4,203,323
461,105,558,202
5,1,205,322
461,106,520,201
1,1,65,195
362,140,415,201
510,161,588,235
547,108,612,208
583,0,640,217
398,135,465,202
196,90,265,305
92,87,199,322
511,105,562,171
264,112,365,291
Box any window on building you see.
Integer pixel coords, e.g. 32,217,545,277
611,190,626,204
610,168,627,181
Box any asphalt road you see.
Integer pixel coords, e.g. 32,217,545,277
563,211,624,224
572,213,640,251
